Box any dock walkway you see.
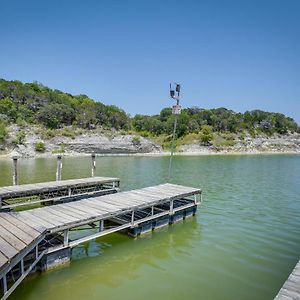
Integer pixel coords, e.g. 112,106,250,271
275,259,300,300
0,176,120,210
0,183,201,299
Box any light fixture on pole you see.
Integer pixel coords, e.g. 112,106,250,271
168,82,182,179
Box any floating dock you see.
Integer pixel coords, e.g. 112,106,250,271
275,259,300,299
0,183,201,299
0,176,120,210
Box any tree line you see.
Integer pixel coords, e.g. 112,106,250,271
0,79,298,141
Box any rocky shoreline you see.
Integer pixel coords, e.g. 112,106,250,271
0,125,299,158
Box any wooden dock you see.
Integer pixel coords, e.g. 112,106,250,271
0,183,202,299
0,176,120,210
275,259,300,300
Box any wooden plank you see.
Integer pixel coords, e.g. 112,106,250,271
68,202,106,216
28,210,66,227
0,252,7,269
80,201,114,213
0,236,19,259
0,218,35,245
82,200,119,213
56,203,92,218
275,260,300,299
16,211,57,229
62,202,103,217
50,205,90,219
92,196,137,208
0,214,41,237
0,225,26,251
44,207,80,223
12,212,49,231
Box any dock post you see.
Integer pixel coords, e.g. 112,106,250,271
12,156,18,185
91,153,96,177
56,155,62,181
3,274,7,294
170,200,174,215
63,229,69,247
99,220,104,232
131,211,135,226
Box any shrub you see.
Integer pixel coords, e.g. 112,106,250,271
43,128,56,139
199,125,213,143
12,130,26,145
132,136,141,145
52,143,65,154
35,141,45,152
61,128,76,139
0,121,8,141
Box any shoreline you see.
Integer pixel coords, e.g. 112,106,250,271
0,149,299,159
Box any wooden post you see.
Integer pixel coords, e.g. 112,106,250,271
131,210,135,226
56,155,62,181
91,153,96,177
12,156,18,185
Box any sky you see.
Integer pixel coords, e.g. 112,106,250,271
0,0,299,123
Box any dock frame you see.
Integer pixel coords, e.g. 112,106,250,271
0,183,202,299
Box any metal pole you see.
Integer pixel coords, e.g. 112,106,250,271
12,156,18,185
168,116,178,179
91,153,96,177
56,155,62,181
168,98,179,179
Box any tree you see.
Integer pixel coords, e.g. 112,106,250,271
199,125,213,143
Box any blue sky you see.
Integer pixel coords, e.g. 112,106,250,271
0,0,299,123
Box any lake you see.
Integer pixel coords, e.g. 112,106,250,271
0,154,299,300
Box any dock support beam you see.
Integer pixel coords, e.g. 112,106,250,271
12,156,18,186
99,220,104,232
131,211,135,226
56,155,62,181
63,229,69,247
170,200,174,215
91,153,96,177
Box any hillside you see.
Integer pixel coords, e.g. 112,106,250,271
0,79,299,157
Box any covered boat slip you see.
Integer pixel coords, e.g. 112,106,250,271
0,176,120,210
0,183,201,299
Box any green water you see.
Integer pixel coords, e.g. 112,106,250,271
1,155,300,300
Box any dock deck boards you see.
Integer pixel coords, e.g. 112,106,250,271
0,176,119,199
0,183,200,274
275,260,300,299
0,213,46,272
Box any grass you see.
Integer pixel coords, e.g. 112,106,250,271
52,143,65,154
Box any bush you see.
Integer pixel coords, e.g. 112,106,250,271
61,128,76,139
12,130,26,145
52,143,65,154
199,125,213,143
35,141,45,152
132,136,141,145
0,121,8,141
42,128,56,139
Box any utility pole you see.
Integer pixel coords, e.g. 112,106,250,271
168,83,182,179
